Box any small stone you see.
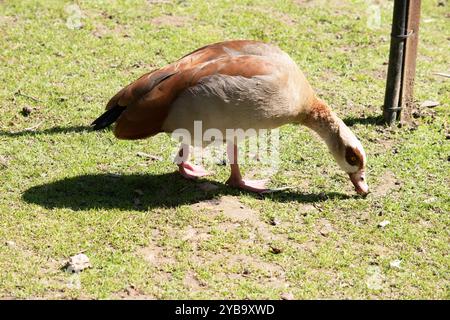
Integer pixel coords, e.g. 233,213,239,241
319,225,333,236
83,96,94,102
378,220,390,228
269,217,281,226
64,253,91,273
216,159,227,166
280,292,294,300
319,220,334,236
21,106,33,116
5,241,16,248
389,259,402,269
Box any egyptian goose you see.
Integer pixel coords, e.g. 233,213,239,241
92,40,369,195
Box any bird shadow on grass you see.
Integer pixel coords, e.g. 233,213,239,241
22,172,350,211
0,125,92,137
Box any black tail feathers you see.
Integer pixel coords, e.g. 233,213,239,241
91,105,126,130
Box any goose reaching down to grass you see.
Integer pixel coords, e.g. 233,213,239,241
92,40,369,195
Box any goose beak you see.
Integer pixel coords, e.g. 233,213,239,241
349,171,369,196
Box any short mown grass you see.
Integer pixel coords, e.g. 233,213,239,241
0,0,448,299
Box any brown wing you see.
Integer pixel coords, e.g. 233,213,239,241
108,40,276,140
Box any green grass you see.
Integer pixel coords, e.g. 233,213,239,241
0,0,449,299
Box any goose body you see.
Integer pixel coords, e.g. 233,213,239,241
93,40,369,195
162,41,311,143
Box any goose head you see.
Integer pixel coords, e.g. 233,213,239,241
331,122,369,196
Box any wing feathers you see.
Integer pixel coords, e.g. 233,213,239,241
107,41,277,139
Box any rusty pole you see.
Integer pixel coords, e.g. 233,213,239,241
383,0,421,125
399,0,421,122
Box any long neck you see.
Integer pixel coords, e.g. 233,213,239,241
298,98,344,155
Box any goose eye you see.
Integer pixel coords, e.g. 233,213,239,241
345,147,360,166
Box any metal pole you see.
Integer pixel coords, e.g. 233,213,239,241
383,0,408,125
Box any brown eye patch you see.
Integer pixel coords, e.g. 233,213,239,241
345,146,362,167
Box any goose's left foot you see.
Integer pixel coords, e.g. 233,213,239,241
178,162,210,180
226,141,269,193
226,177,269,193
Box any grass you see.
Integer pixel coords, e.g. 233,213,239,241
0,0,449,299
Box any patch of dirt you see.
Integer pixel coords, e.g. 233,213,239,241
297,240,317,252
191,196,286,243
115,285,155,300
183,271,206,291
147,0,172,4
297,203,318,216
214,222,241,233
294,0,319,7
92,23,131,39
317,218,334,237
211,252,288,289
372,171,401,197
252,7,297,26
137,244,176,267
150,15,191,27
92,23,109,38
153,271,173,284
294,0,349,11
182,225,210,243
0,15,18,27
371,244,393,259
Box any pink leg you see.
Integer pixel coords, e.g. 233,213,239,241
225,142,268,193
175,144,210,180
